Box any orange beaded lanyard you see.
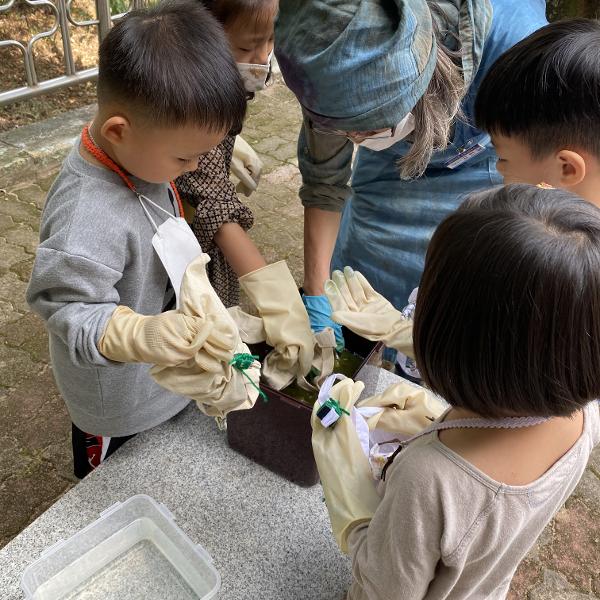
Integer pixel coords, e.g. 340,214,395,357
81,125,184,217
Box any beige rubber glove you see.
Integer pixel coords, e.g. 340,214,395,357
227,306,266,344
230,135,263,197
98,306,212,366
357,380,446,436
151,337,260,419
325,266,414,358
151,254,260,419
312,378,381,553
228,306,336,390
239,261,314,389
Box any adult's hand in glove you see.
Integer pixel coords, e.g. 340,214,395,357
230,135,263,197
325,267,414,357
98,306,213,366
302,294,345,352
312,378,381,553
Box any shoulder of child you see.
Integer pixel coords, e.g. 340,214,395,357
385,433,504,503
40,149,157,271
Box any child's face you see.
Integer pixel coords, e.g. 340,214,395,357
225,8,276,65
491,134,555,186
491,133,600,207
110,122,226,183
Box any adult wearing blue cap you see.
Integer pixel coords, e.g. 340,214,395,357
276,0,548,347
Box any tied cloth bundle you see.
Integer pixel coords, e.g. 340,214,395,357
151,254,262,421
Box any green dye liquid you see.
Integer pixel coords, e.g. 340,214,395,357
283,350,364,407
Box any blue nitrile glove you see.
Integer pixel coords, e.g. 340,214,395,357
302,294,345,352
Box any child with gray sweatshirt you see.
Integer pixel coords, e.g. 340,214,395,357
26,0,248,477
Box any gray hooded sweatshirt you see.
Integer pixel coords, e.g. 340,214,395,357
27,141,189,436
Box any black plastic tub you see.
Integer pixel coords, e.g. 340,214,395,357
227,328,382,486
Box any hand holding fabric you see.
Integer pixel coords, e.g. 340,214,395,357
302,293,345,352
357,380,446,436
311,378,381,553
151,254,260,419
98,306,213,366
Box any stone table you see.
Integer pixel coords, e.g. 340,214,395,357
0,366,399,599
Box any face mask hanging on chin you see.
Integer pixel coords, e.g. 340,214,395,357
138,194,202,308
237,49,274,93
357,112,415,152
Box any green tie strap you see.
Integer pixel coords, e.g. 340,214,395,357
322,397,350,417
230,353,268,402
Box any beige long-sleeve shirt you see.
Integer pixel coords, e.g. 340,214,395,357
347,401,600,600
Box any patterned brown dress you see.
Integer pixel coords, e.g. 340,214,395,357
175,134,254,307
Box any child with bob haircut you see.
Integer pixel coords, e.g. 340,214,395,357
26,0,252,478
475,18,600,206
314,184,600,599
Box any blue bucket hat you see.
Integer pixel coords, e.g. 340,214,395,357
275,0,437,131
275,0,493,132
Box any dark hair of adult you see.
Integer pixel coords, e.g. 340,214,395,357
414,183,600,418
475,18,600,160
97,0,246,133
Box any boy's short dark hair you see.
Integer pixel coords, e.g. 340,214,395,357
98,0,246,133
475,19,600,159
414,183,600,418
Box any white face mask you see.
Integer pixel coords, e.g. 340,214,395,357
358,112,415,152
237,50,273,93
138,194,202,308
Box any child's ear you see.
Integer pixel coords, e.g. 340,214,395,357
100,115,131,147
556,149,586,188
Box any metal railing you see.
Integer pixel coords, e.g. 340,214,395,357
0,0,145,106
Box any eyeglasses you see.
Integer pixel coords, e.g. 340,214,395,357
307,119,396,144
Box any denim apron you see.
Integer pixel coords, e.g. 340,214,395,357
332,0,548,308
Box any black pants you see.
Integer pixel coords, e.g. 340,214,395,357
71,423,136,479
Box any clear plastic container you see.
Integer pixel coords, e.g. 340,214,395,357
21,495,220,600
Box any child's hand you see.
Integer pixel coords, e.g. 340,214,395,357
151,254,262,419
311,377,381,553
98,306,229,366
239,261,315,389
231,135,263,196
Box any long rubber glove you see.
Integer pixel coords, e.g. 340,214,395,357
357,380,446,436
98,306,213,366
302,294,345,352
325,267,414,358
151,254,260,419
230,135,263,197
311,378,382,553
239,261,314,389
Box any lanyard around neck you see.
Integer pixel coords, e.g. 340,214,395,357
81,125,184,217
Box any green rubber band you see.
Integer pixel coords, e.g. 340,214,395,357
230,353,268,402
323,397,350,418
